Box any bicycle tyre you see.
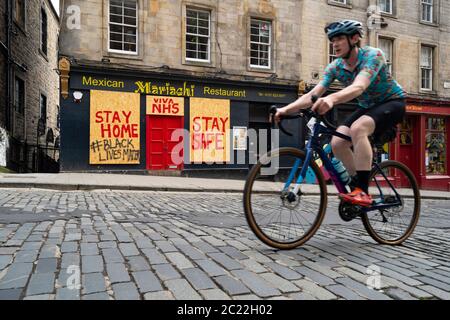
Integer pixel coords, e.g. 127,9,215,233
361,160,420,245
243,147,328,249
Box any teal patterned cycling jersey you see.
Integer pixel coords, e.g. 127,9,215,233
319,46,406,109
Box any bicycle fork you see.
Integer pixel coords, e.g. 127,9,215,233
282,157,310,202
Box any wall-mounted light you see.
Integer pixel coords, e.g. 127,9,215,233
73,91,83,103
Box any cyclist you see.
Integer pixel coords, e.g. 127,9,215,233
273,19,406,207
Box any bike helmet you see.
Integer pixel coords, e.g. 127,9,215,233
325,20,364,41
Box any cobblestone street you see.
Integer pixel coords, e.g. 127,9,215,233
0,188,449,300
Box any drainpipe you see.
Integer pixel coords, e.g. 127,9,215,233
366,0,377,48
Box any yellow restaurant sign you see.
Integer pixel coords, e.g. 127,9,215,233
81,76,251,99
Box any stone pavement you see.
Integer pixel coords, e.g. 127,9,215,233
0,188,449,300
1,172,450,199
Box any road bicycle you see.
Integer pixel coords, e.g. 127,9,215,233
243,96,420,249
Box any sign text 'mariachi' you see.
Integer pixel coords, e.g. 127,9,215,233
135,81,195,97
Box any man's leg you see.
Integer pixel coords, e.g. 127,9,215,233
330,126,356,176
350,115,376,193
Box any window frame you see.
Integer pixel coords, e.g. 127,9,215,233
425,117,447,175
57,105,60,129
39,93,47,128
378,0,393,15
14,0,26,29
378,37,394,76
328,41,338,64
185,7,211,63
14,76,25,115
421,0,434,23
420,45,434,91
40,6,48,56
327,0,352,9
107,0,139,55
249,18,272,70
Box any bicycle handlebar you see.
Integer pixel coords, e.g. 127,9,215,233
270,95,337,136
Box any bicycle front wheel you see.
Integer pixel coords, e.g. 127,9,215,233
362,160,421,245
243,147,328,249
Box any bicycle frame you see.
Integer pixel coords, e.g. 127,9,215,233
283,121,350,194
282,121,403,212
367,161,403,212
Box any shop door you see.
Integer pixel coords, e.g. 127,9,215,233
146,116,184,170
248,122,271,164
248,104,272,166
398,116,418,184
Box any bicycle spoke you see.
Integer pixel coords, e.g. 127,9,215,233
292,209,308,233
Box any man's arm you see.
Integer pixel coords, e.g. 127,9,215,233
280,84,328,114
272,84,327,123
312,76,370,115
327,75,371,105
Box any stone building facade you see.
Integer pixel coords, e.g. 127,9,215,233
59,0,303,83
301,0,450,101
300,0,450,190
0,0,60,172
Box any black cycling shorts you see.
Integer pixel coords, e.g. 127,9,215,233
342,98,406,136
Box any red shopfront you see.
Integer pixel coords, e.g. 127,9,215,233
387,99,450,191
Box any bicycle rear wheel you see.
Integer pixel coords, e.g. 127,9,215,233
362,160,420,245
243,147,327,249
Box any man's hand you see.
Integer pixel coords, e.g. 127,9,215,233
270,107,287,124
312,96,334,115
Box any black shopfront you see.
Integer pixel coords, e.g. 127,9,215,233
60,66,301,175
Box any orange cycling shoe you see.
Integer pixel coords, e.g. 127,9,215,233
338,188,373,207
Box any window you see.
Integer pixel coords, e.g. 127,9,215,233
426,117,446,175
421,0,433,23
378,38,393,75
376,143,390,163
329,42,338,63
399,118,413,145
14,0,26,27
378,0,393,14
420,46,433,90
250,19,272,69
185,8,210,61
328,0,352,7
109,0,138,54
40,94,47,127
14,77,25,115
57,106,60,129
40,7,47,55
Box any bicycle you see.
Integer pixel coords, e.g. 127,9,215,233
243,95,420,250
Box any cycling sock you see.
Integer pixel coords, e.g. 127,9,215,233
356,171,371,194
348,175,358,191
